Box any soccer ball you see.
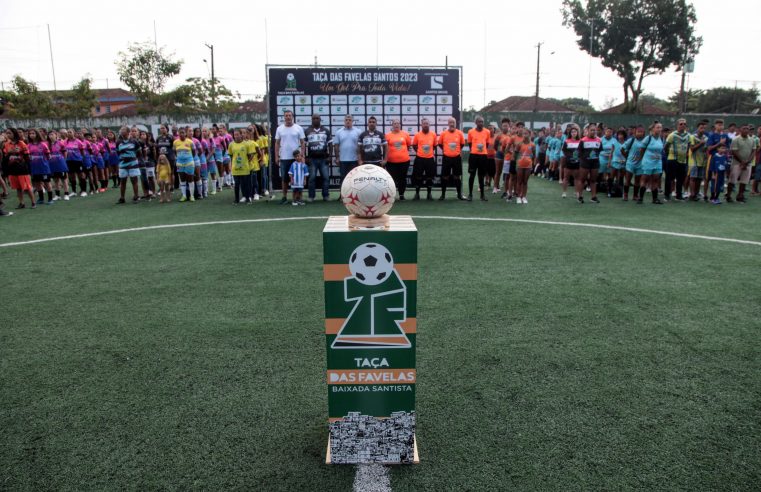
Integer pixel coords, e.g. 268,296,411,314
341,165,396,218
349,243,394,286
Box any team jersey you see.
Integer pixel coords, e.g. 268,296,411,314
439,129,465,157
516,142,535,168
50,140,66,158
2,140,30,175
156,135,175,162
245,139,260,171
624,137,648,167
710,153,728,172
642,136,664,168
173,138,195,165
494,133,511,157
228,141,250,175
385,131,412,163
488,135,497,159
259,135,270,165
116,138,141,169
579,137,602,165
611,139,626,165
706,132,730,157
467,128,490,155
64,139,84,161
358,130,386,162
412,131,437,159
599,136,617,164
288,161,309,188
666,131,693,164
305,125,331,158
561,139,581,164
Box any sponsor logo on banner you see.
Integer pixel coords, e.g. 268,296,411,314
384,106,401,115
350,106,365,115
430,75,444,89
315,106,330,115
436,115,451,125
277,106,295,115
368,105,383,115
402,106,417,115
402,116,418,125
369,95,381,105
436,95,451,104
437,105,453,115
402,95,418,104
314,95,329,104
296,106,311,115
420,95,435,104
331,95,348,104
331,115,346,125
332,243,411,349
285,73,297,89
295,116,311,126
384,95,400,104
297,95,311,105
332,106,346,115
350,95,366,104
278,96,294,105
419,106,435,115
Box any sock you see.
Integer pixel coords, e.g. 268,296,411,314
47,190,53,201
652,188,659,201
37,190,44,201
189,181,195,197
634,185,641,200
203,178,208,195
180,182,187,197
455,179,463,197
55,189,61,197
79,178,87,193
468,173,475,196
427,187,432,197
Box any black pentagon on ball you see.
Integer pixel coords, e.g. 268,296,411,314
385,252,391,262
366,244,377,248
363,255,378,267
357,272,366,281
377,272,387,281
351,252,357,263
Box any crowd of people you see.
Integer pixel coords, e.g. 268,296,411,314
1,112,759,216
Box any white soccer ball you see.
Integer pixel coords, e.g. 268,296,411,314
341,165,396,218
349,243,394,286
286,73,295,81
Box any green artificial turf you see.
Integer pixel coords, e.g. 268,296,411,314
1,179,760,490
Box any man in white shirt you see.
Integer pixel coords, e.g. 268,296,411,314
274,110,305,204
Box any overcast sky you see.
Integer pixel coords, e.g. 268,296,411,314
1,0,759,111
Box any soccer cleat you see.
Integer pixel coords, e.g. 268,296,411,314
480,195,488,202
590,197,600,204
211,190,217,195
80,192,87,197
52,195,60,201
438,195,445,201
292,201,298,206
254,194,260,201
239,197,247,203
577,197,584,204
466,194,473,202
180,196,187,202
562,192,567,198
652,199,663,205
36,199,44,205
264,190,270,196
46,200,55,205
279,197,288,205
0,210,12,216
189,195,195,202
63,195,70,201
116,198,125,204
522,197,528,204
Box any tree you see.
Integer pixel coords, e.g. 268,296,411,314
668,86,760,114
562,0,702,113
59,77,97,118
668,89,703,113
546,97,596,112
7,75,55,118
639,93,675,112
180,77,238,112
115,41,183,101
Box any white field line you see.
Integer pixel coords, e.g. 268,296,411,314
1,215,761,248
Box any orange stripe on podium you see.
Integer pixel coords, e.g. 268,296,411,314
323,263,417,281
325,317,416,334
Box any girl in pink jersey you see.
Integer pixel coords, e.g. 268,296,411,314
48,130,70,200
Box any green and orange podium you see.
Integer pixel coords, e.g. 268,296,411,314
323,215,419,464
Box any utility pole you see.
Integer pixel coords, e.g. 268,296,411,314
587,19,594,103
532,42,543,130
47,24,57,92
205,43,216,108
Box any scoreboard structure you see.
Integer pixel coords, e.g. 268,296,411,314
267,65,462,188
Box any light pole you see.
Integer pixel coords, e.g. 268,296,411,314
205,43,215,108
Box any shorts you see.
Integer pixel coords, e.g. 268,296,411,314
207,162,218,175
441,155,463,177
690,166,706,179
503,160,517,175
729,163,751,185
279,159,295,180
66,160,83,174
10,175,32,191
754,165,761,181
200,164,208,179
83,155,92,170
486,158,496,176
625,161,641,176
119,168,141,179
611,159,626,171
178,163,195,175
538,153,546,166
193,157,201,168
565,161,580,171
599,159,610,174
52,171,67,179
49,156,68,174
95,157,105,170
31,174,51,183
495,151,505,160
143,167,156,178
109,153,120,167
581,159,599,170
467,153,488,174
641,160,663,176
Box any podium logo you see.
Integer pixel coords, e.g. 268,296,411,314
332,243,410,349
430,75,444,89
286,73,297,89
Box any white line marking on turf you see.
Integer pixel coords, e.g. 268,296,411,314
353,464,391,492
2,215,761,248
